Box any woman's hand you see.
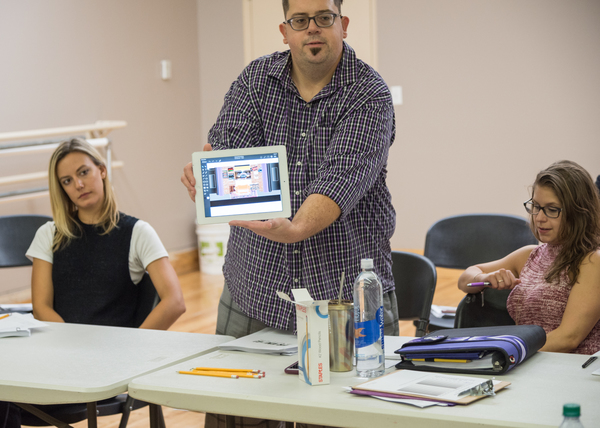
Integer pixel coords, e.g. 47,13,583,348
457,246,535,293
474,268,521,290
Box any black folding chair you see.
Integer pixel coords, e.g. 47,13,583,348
0,214,52,268
392,251,437,337
0,215,52,315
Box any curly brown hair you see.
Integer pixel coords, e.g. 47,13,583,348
530,160,600,286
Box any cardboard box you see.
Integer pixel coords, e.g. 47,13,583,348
277,289,330,385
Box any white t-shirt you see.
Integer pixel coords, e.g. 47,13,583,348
26,220,169,285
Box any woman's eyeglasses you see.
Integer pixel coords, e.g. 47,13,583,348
523,199,562,218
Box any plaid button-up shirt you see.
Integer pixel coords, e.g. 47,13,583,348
209,43,396,330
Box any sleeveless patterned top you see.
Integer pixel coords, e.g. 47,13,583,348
507,244,600,354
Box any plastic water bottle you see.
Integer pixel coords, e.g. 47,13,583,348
559,404,584,427
353,258,385,378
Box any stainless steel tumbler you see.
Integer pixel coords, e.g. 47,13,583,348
328,300,354,372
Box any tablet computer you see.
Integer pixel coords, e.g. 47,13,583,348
192,146,291,225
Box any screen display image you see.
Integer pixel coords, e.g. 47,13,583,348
199,152,283,219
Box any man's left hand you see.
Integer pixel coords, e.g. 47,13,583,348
229,218,298,243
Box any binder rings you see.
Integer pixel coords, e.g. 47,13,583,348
395,325,546,375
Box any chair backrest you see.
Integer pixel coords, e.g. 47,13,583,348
391,250,437,336
454,291,516,328
132,272,160,328
0,214,53,268
424,213,538,269
424,214,537,329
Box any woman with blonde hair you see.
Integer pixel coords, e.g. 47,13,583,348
458,160,600,354
26,138,185,328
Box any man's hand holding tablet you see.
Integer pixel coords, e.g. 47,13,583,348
230,193,340,244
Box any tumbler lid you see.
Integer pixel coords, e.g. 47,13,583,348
361,258,374,269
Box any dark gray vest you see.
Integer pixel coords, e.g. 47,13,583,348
52,213,139,327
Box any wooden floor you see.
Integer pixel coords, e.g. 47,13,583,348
54,252,465,428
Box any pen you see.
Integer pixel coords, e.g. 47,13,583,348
466,282,491,287
582,356,597,368
0,314,10,320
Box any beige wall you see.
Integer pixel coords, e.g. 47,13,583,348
377,0,600,248
1,1,599,297
0,0,209,297
0,0,203,251
229,0,600,249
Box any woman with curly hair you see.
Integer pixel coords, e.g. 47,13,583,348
458,160,600,354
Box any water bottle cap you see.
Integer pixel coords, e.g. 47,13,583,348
361,258,374,269
563,403,581,417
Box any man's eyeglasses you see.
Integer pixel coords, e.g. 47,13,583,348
283,13,341,31
523,199,562,219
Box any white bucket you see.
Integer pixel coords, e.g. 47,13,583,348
196,223,230,275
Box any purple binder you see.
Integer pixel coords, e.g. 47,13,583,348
395,325,546,375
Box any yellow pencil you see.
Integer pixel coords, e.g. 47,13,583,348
192,367,262,373
0,314,10,320
179,370,239,379
193,370,263,379
409,358,471,363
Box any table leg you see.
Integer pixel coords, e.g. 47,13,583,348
149,403,165,428
86,402,98,428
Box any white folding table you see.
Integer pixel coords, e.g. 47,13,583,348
128,336,600,428
0,322,232,427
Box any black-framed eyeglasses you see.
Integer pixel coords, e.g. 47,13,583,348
283,13,341,31
523,199,562,219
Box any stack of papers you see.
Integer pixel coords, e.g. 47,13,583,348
218,327,297,355
0,313,47,338
351,370,509,406
430,305,456,318
0,303,33,314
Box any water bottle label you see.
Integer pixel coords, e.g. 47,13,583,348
355,307,383,348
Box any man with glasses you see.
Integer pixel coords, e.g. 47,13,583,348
182,2,397,422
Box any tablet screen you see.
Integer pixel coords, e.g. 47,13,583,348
193,146,291,225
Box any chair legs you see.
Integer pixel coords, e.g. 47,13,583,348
415,319,429,337
117,396,134,428
17,396,159,428
15,403,72,428
117,397,164,428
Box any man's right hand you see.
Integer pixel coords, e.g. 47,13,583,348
181,143,212,202
181,162,196,202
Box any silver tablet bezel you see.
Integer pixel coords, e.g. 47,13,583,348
192,146,291,225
